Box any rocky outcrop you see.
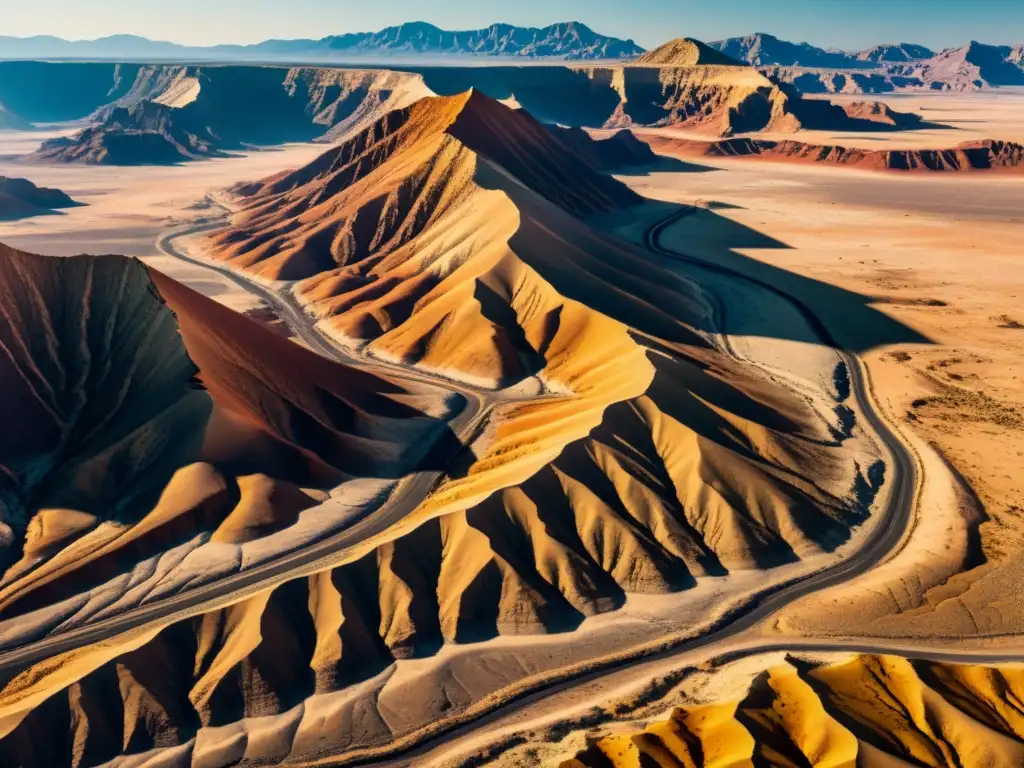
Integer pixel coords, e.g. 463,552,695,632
645,135,1024,173
546,125,658,169
31,101,223,164
0,176,80,219
707,32,865,68
633,37,743,67
888,41,1024,88
855,42,935,63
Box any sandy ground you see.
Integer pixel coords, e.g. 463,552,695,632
0,127,326,312
618,129,1024,643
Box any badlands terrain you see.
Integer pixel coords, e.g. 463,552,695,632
0,29,1021,768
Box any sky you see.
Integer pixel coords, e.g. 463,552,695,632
4,0,1024,50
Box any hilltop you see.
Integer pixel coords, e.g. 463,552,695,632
633,36,743,67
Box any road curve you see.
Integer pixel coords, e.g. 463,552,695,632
0,212,497,674
322,207,930,767
0,207,934,764
643,205,922,619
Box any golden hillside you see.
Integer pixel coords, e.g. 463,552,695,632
560,654,1024,768
633,37,745,67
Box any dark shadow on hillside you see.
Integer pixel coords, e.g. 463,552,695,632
696,200,745,211
616,156,718,176
636,202,933,355
845,118,954,133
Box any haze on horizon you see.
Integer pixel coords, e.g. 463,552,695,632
4,0,1024,51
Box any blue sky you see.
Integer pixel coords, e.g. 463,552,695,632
5,0,1023,49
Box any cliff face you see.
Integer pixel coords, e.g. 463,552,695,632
0,62,141,123
645,135,1024,173
2,61,926,153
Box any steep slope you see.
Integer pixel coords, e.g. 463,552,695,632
598,66,804,135
0,176,80,220
215,89,642,281
0,62,142,124
632,37,743,67
645,135,1024,172
0,244,454,611
212,90,872,579
559,655,1024,768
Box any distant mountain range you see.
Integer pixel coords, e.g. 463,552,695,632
2,25,1022,90
706,33,936,68
0,22,643,61
707,33,1024,89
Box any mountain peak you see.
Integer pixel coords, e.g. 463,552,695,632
634,36,744,67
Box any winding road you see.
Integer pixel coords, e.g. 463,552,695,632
0,209,511,674
330,207,932,766
0,201,1003,768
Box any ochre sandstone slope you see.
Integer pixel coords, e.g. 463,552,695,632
0,245,453,616
633,37,745,68
560,655,1024,768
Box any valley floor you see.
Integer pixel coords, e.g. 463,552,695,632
0,127,325,313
